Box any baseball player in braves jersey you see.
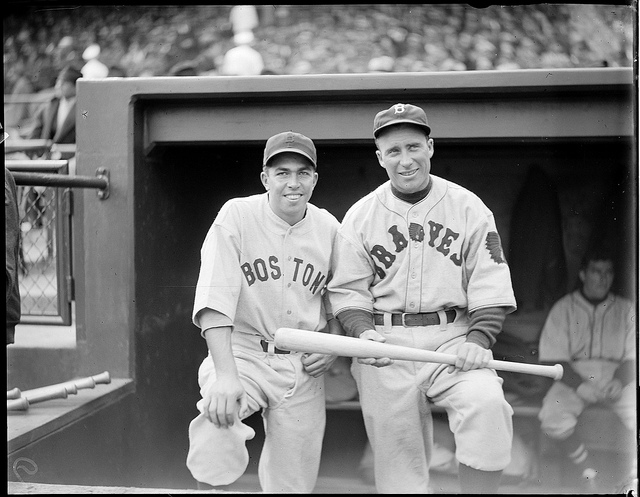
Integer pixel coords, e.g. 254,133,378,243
186,131,342,492
328,103,517,494
537,246,636,492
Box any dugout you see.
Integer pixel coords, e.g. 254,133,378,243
8,68,636,489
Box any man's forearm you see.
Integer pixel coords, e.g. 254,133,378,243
335,309,375,338
203,326,239,379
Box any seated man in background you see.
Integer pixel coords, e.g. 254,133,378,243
537,245,636,492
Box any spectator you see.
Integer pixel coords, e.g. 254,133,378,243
23,64,81,144
81,43,109,79
168,60,199,77
4,57,35,137
229,5,259,35
220,31,264,76
537,245,636,492
107,65,127,78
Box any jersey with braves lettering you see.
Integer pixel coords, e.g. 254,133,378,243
329,175,516,317
193,192,339,338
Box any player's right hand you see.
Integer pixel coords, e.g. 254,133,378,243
202,376,248,429
356,329,394,368
576,381,604,404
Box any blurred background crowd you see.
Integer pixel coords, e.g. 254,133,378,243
4,3,635,92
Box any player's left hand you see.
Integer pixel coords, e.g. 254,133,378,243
447,342,492,373
603,378,623,401
301,352,338,377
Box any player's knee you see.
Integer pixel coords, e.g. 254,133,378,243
539,418,575,440
462,382,506,410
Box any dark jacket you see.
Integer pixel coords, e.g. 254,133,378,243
27,96,77,144
6,167,21,344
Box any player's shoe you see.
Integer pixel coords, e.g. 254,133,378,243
578,467,599,494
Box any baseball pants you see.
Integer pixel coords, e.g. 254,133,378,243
352,318,513,493
186,332,326,492
538,380,636,439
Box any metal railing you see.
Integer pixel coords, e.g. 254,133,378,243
6,153,110,325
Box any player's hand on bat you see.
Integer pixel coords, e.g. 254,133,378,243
202,376,249,429
356,329,394,368
301,352,338,377
447,342,492,373
602,378,623,401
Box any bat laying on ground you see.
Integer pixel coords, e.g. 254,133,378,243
274,328,563,380
7,371,112,411
7,387,21,399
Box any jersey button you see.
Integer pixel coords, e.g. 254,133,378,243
287,283,292,288
287,310,292,315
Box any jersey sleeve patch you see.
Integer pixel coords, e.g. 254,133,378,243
485,231,506,264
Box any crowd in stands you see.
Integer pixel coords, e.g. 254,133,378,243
4,4,635,93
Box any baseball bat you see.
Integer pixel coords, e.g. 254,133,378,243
7,386,69,411
7,387,21,399
6,372,112,411
274,328,563,380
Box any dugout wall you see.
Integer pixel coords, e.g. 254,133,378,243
8,68,636,489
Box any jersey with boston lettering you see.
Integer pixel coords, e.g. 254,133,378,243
329,175,517,316
193,192,339,340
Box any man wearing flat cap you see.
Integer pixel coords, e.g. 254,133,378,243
187,131,344,492
328,103,517,493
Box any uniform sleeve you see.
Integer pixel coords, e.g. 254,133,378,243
192,206,243,327
464,212,517,314
537,301,571,362
327,230,377,315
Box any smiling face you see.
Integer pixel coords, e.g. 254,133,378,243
261,152,318,225
375,124,433,194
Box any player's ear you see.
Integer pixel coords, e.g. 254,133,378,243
427,138,434,158
375,149,385,168
578,268,586,285
260,170,269,190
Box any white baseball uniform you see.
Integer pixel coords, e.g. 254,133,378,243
186,192,340,492
537,290,636,438
328,176,517,492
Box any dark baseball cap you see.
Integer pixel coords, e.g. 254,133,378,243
263,131,317,168
373,103,431,138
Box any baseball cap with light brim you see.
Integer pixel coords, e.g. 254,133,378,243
263,131,317,168
373,103,431,138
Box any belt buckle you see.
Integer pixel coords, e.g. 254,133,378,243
401,313,411,327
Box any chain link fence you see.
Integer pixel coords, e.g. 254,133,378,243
19,185,59,316
8,159,73,325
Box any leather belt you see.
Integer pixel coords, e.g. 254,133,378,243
373,309,457,327
261,340,290,354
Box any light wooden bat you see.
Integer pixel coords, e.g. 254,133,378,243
7,371,111,411
7,387,21,399
274,328,563,380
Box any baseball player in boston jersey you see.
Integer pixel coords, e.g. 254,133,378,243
186,131,342,492
328,103,518,494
